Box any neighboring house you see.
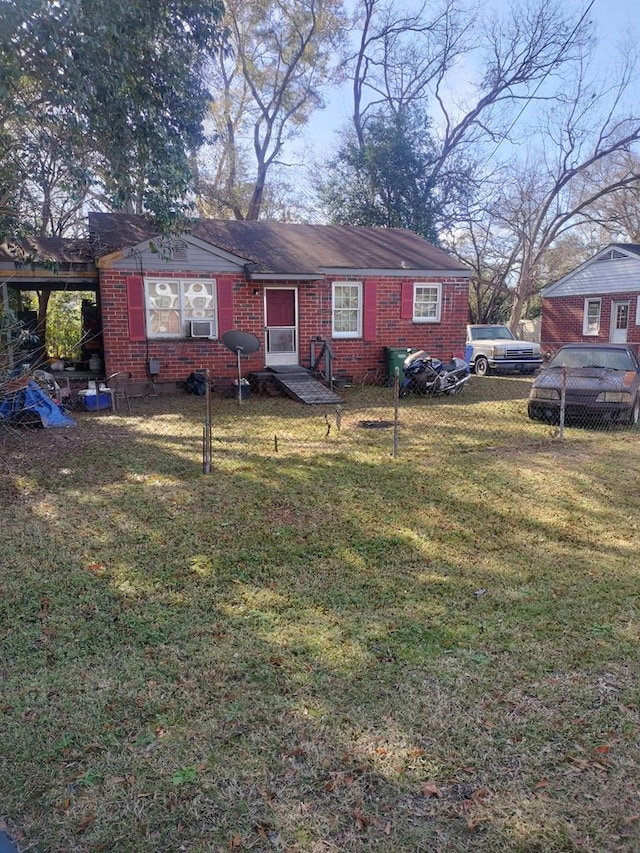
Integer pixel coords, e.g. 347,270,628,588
88,213,471,386
541,245,640,355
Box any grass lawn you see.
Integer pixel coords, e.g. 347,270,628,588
1,388,639,852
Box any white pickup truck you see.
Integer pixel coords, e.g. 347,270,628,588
465,324,543,376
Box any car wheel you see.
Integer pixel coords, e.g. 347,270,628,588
628,395,640,426
528,403,556,424
474,356,489,377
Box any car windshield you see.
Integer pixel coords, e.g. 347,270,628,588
548,347,635,371
469,326,515,341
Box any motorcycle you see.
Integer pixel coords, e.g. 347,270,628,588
398,350,470,398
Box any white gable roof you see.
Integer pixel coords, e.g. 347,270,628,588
542,245,640,298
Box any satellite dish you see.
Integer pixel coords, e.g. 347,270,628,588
222,330,260,355
221,330,260,404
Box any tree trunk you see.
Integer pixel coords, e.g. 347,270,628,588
246,164,267,221
508,289,527,334
34,289,51,366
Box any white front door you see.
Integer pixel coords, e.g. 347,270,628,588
610,301,629,343
264,287,299,367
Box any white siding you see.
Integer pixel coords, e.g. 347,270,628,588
111,240,244,274
543,255,640,298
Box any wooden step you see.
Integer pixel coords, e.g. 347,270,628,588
251,365,343,405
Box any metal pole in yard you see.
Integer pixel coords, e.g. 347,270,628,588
203,368,212,473
559,366,566,440
393,366,399,458
235,346,244,406
2,282,14,369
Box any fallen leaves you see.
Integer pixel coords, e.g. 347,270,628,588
421,782,443,798
460,788,491,831
76,814,94,834
566,752,611,773
351,809,392,835
322,772,356,792
352,809,368,831
415,779,494,833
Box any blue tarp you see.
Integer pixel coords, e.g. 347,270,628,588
0,831,18,852
0,380,76,428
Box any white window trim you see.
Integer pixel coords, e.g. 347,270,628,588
413,282,442,323
636,295,640,325
332,281,363,339
582,297,601,336
144,277,218,339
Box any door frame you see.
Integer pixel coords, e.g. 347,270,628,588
264,286,299,367
609,300,630,343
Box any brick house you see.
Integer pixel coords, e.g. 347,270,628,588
541,244,640,356
89,213,471,387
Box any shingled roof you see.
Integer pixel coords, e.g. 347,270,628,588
0,235,93,267
611,243,640,256
88,212,469,275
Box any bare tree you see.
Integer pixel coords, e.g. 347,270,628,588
346,0,640,327
199,0,348,221
451,216,514,323
348,0,588,182
449,48,640,329
351,0,470,149
580,153,640,242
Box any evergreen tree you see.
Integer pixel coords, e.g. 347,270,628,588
0,0,227,234
318,110,447,242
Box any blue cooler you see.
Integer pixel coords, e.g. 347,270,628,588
78,389,112,411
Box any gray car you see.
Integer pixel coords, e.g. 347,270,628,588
528,343,640,426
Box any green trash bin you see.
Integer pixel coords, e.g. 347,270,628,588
385,347,413,384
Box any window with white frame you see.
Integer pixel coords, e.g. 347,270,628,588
582,298,601,336
332,282,362,338
145,278,217,338
412,283,442,322
636,295,640,325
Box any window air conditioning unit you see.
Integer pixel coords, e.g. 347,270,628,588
190,320,214,338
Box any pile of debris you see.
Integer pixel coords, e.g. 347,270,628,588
0,373,76,428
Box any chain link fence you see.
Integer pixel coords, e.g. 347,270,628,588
199,374,536,462
2,368,637,471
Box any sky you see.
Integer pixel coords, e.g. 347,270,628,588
290,0,640,174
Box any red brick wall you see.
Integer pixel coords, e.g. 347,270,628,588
100,268,470,383
310,275,470,380
541,294,640,355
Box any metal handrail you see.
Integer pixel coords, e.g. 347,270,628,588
310,338,336,390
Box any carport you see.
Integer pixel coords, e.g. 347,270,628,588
0,235,100,376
